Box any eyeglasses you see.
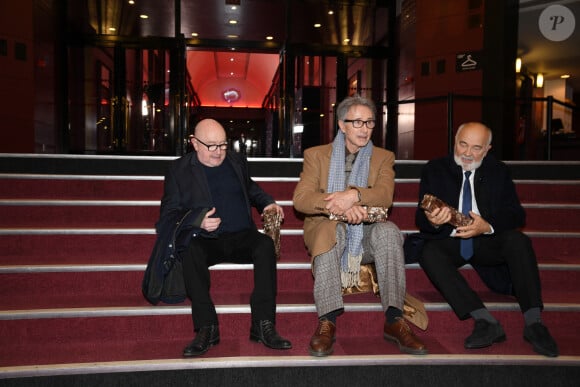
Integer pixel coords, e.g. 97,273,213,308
194,137,228,152
343,119,376,129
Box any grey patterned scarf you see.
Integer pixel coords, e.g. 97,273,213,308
327,131,373,288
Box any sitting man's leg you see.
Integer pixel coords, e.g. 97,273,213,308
364,222,427,355
419,238,505,350
309,224,346,357
240,229,292,350
181,237,221,357
482,229,558,357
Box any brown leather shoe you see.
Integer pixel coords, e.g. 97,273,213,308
384,317,428,355
309,319,336,357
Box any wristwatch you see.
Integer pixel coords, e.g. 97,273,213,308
349,186,362,202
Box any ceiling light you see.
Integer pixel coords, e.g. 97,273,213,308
128,0,135,4
515,58,521,73
536,73,544,88
343,38,350,43
328,10,334,15
561,74,571,79
227,34,239,39
140,14,148,19
266,36,273,40
231,6,237,10
191,32,199,37
229,19,238,25
314,23,322,28
230,58,234,61
108,27,116,32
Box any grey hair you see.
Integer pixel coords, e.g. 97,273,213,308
335,95,376,121
456,122,493,146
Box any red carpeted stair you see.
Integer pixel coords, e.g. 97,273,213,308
1,158,580,379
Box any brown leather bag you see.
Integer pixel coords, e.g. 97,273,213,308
342,263,429,331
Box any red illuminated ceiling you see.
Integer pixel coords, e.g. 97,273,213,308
186,51,279,108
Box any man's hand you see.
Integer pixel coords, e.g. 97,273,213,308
342,205,367,224
200,207,221,232
455,211,491,238
424,206,452,227
324,189,359,216
263,203,285,220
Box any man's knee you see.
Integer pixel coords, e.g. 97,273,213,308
502,229,532,247
313,250,337,272
368,222,403,244
417,241,441,271
253,233,276,261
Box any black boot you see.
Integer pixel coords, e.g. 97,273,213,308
249,320,292,349
183,325,220,357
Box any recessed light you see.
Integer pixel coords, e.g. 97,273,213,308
266,36,273,40
314,23,322,28
108,27,116,32
229,19,238,25
128,0,135,4
561,74,571,79
328,10,334,15
140,14,148,19
227,34,239,38
343,38,350,43
191,32,198,37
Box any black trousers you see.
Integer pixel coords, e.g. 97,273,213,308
418,229,543,320
182,229,277,330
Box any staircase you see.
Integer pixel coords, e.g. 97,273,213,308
1,155,579,385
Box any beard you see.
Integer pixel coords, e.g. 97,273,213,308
454,154,482,171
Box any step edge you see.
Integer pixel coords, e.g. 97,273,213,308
1,228,580,237
2,302,580,320
0,199,296,207
2,173,580,185
1,354,579,380
1,262,579,273
2,199,580,209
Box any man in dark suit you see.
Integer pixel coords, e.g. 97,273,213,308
415,121,558,357
158,118,291,357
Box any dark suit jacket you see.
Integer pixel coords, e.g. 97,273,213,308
415,153,525,237
413,153,526,295
158,150,275,236
143,151,275,304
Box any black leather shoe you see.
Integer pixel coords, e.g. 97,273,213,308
250,320,292,349
183,325,220,357
464,319,506,349
524,322,559,357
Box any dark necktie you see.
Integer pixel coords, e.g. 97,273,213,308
460,171,473,260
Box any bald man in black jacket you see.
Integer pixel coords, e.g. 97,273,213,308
415,122,558,358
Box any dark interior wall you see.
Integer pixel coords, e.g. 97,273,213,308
0,0,35,153
412,0,485,160
482,0,519,160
